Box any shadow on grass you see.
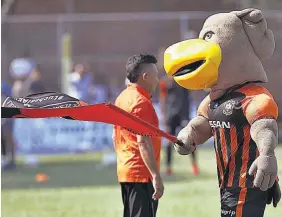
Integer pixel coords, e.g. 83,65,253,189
1,157,215,190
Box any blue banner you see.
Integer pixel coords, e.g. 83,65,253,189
13,118,114,154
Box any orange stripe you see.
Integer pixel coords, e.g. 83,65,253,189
227,126,238,187
219,128,228,169
214,131,224,187
216,152,224,188
236,188,248,217
239,126,250,188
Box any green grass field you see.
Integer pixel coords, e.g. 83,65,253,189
2,146,282,217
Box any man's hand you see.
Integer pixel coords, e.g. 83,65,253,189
174,127,196,155
267,181,281,208
249,155,278,191
152,174,164,200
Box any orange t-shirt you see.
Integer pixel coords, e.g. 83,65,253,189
113,83,161,183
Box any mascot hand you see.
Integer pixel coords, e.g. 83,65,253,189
249,155,278,191
174,127,196,155
267,180,281,208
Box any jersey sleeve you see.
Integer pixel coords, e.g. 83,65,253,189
197,95,210,119
243,93,278,124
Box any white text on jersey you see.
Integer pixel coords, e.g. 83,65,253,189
209,121,231,129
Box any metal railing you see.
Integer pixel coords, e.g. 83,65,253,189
3,10,282,23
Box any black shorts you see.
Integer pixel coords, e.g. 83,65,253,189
166,115,181,135
1,129,8,156
1,136,7,156
120,181,158,217
220,187,267,217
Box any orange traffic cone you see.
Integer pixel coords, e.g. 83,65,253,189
35,173,49,183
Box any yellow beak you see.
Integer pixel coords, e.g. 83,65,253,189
164,39,222,90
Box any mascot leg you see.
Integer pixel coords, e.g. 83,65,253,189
220,187,268,217
220,182,281,217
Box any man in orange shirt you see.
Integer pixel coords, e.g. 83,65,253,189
113,54,163,217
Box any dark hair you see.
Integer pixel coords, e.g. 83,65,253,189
126,54,157,83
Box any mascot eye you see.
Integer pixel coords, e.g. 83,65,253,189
203,31,214,41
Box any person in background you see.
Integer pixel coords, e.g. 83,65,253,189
4,49,35,167
1,81,16,169
92,83,108,104
10,50,35,80
113,54,163,217
108,77,123,103
11,65,45,97
28,66,45,94
1,80,12,98
68,63,94,103
159,76,199,176
10,50,36,97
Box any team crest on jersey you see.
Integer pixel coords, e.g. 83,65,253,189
223,100,236,116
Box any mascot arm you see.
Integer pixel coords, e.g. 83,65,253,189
244,94,279,191
175,96,212,155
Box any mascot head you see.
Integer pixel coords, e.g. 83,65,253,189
164,8,275,99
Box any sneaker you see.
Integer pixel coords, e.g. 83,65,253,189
192,164,199,175
166,168,172,176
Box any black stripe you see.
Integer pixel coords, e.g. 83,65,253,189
212,129,221,187
62,116,75,120
215,128,226,186
223,128,231,188
232,125,244,187
1,107,21,118
246,140,258,187
216,167,221,187
213,135,221,187
221,81,263,99
241,188,267,216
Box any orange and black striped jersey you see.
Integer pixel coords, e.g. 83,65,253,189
198,83,278,189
